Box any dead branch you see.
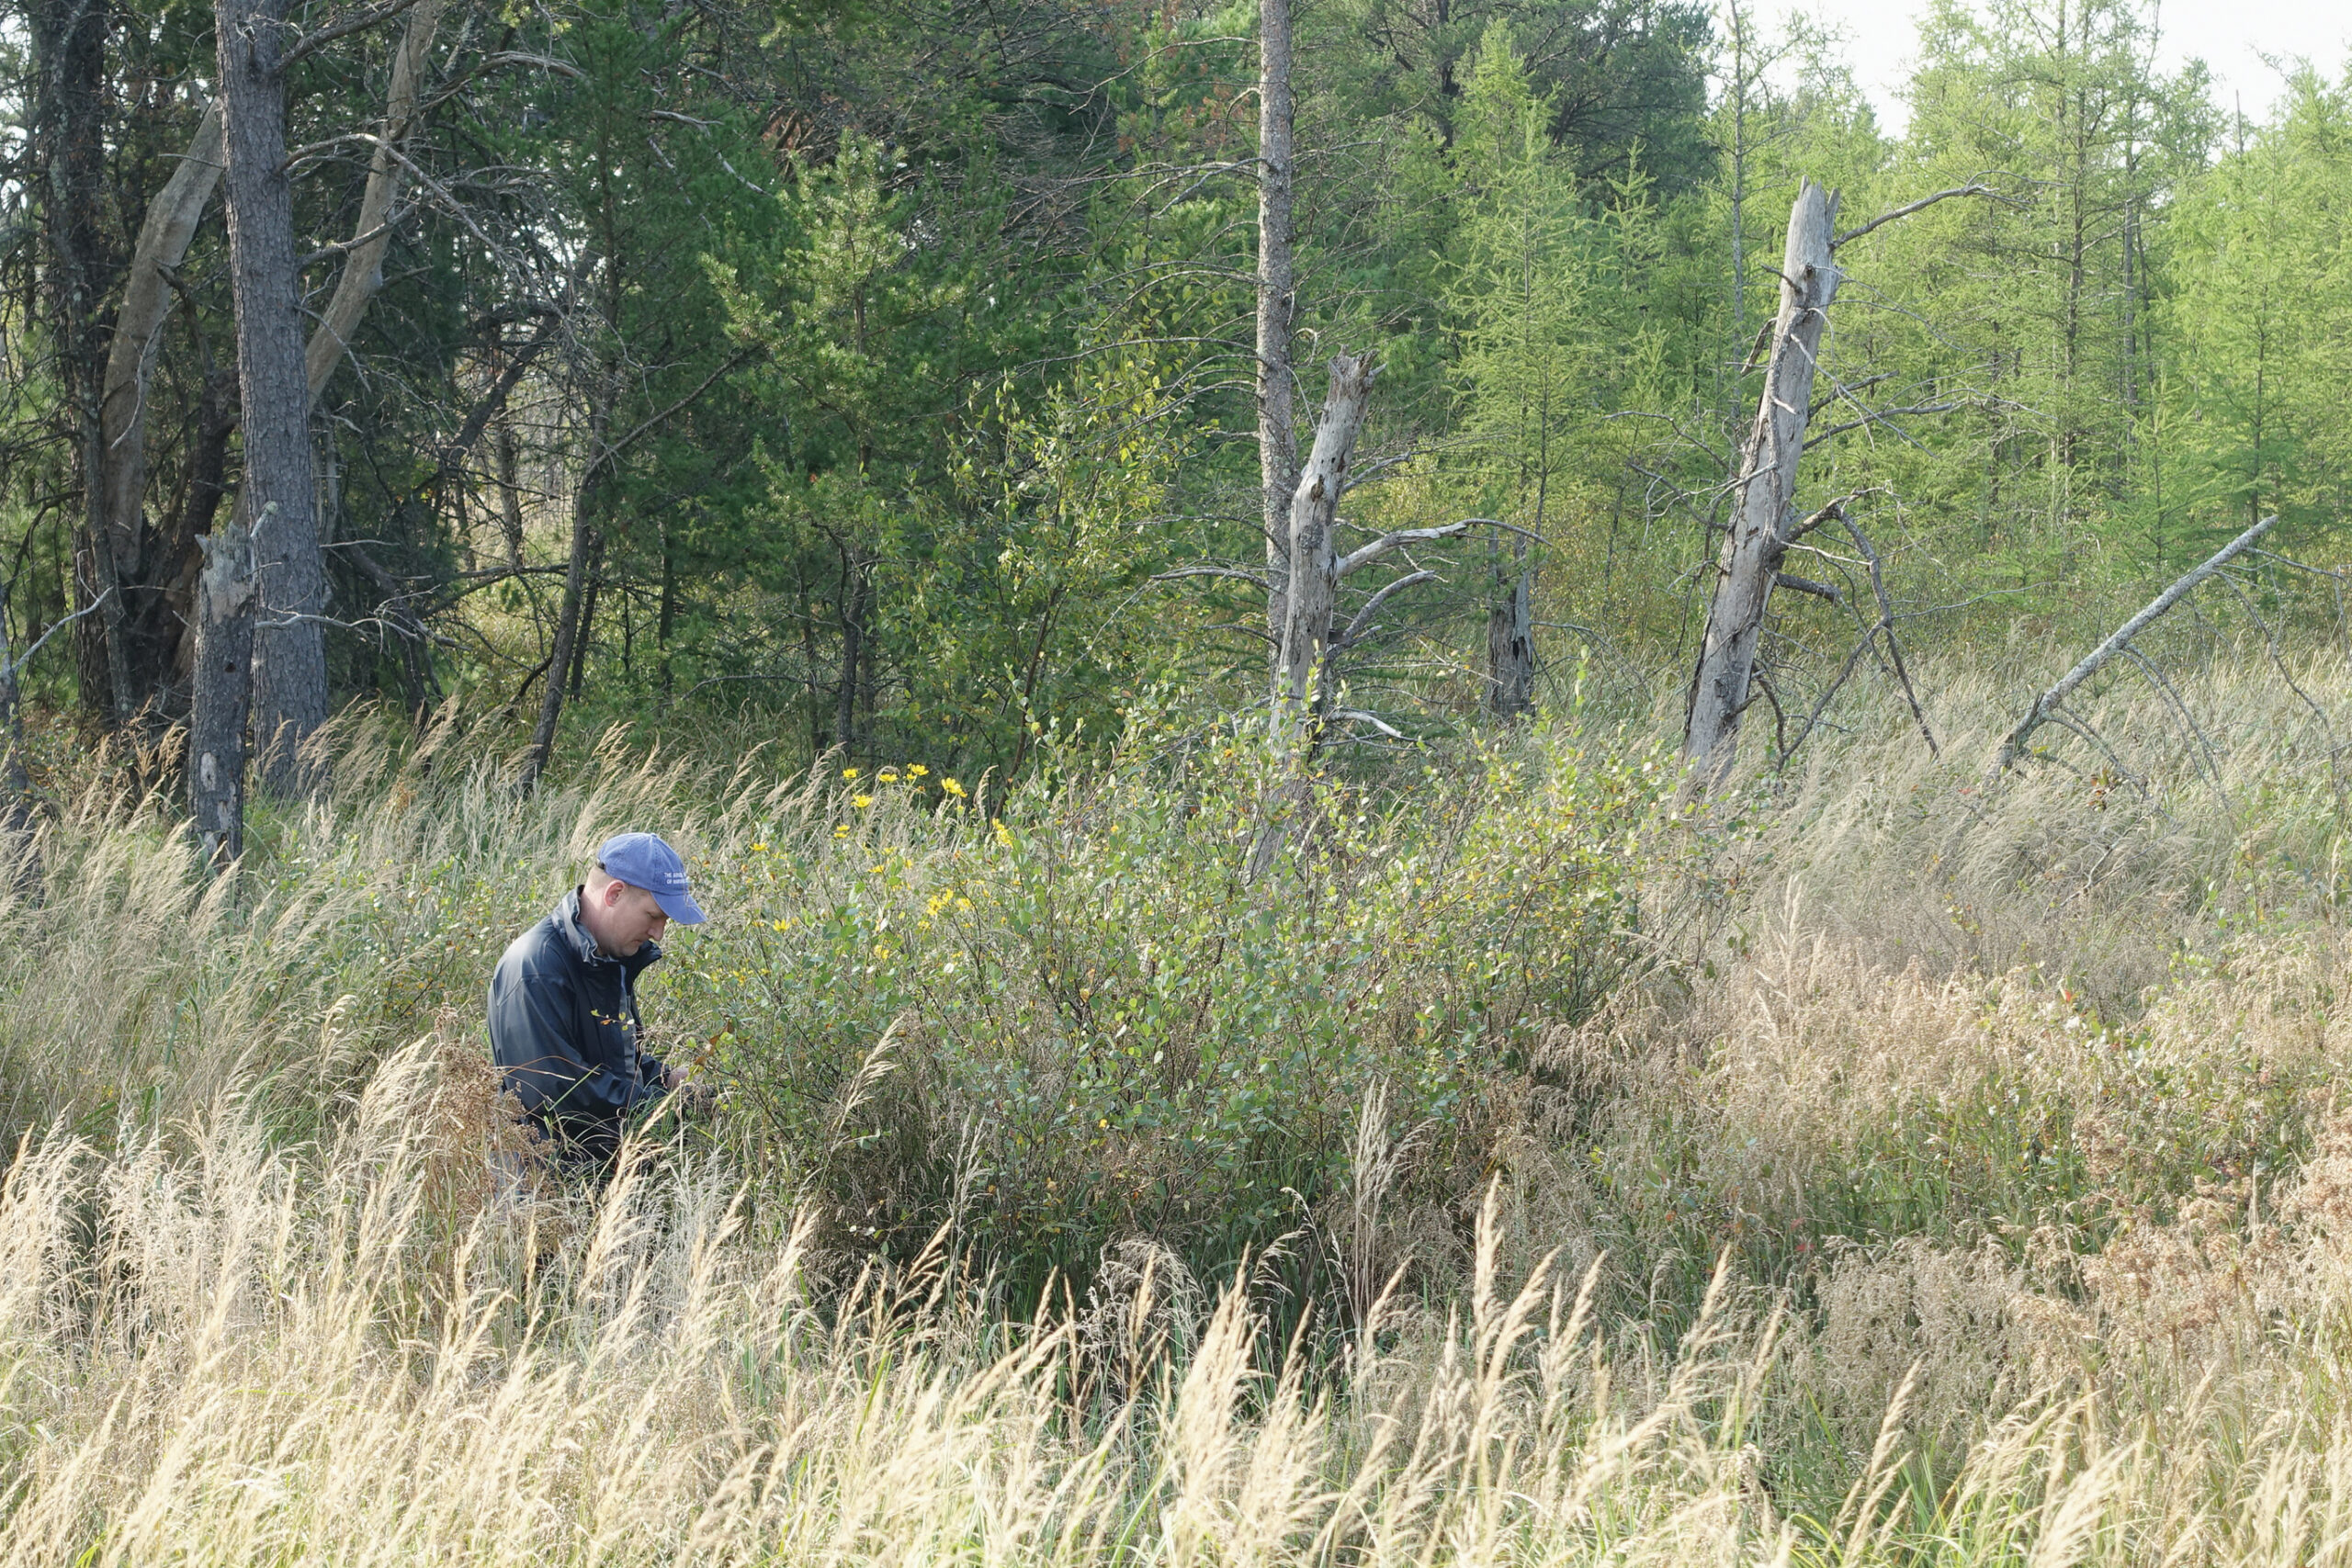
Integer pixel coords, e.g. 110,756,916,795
1333,517,1541,579
1152,565,1269,587
1838,512,1938,757
1335,569,1438,649
283,0,433,69
1773,572,1841,604
1786,492,1874,541
1998,514,2278,770
1333,522,1466,578
1811,401,1961,444
306,0,446,401
1328,707,1406,740
2115,642,2224,790
1832,184,1996,249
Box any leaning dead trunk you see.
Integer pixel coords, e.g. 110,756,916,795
305,0,444,399
1682,177,1840,787
100,6,441,726
217,0,327,794
189,511,256,869
96,103,226,709
1256,0,1297,660
1272,353,1376,758
1998,513,2278,770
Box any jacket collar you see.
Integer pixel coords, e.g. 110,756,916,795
556,886,662,975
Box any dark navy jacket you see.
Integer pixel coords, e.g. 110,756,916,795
488,887,671,1132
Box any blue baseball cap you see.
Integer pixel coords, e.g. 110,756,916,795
595,832,707,924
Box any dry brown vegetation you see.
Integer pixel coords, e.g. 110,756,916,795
7,649,2352,1562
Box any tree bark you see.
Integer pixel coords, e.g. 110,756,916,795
1486,531,1533,719
32,0,129,721
1272,353,1376,756
189,510,255,868
161,367,241,683
1682,178,1840,787
1256,0,1297,660
98,5,441,721
217,0,327,794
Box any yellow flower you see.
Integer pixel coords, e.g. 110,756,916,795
751,841,767,852
993,821,1015,848
907,764,929,777
853,794,875,808
842,767,860,780
833,824,851,838
941,777,967,798
877,770,899,783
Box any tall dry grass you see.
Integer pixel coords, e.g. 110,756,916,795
11,1039,2352,1564
4,643,2352,1558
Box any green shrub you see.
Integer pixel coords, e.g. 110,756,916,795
673,718,1669,1280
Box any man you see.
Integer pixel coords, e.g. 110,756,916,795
490,831,708,1170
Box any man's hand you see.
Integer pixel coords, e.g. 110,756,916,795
662,1065,717,1110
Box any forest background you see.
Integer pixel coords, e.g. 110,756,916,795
5,0,2344,777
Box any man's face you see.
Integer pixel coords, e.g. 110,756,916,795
591,877,669,956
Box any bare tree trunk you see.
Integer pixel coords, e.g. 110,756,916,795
657,522,676,695
96,102,225,708
304,0,444,400
517,380,612,795
189,511,254,868
1272,353,1376,756
97,5,440,730
1486,532,1533,719
1247,355,1374,883
1256,0,1297,660
1682,178,1840,787
520,502,594,793
495,418,527,572
164,367,240,690
33,0,129,721
569,536,604,698
216,0,325,795
836,557,867,756
0,610,44,890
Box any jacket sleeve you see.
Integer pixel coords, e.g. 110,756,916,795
634,1004,672,1089
490,965,650,1119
